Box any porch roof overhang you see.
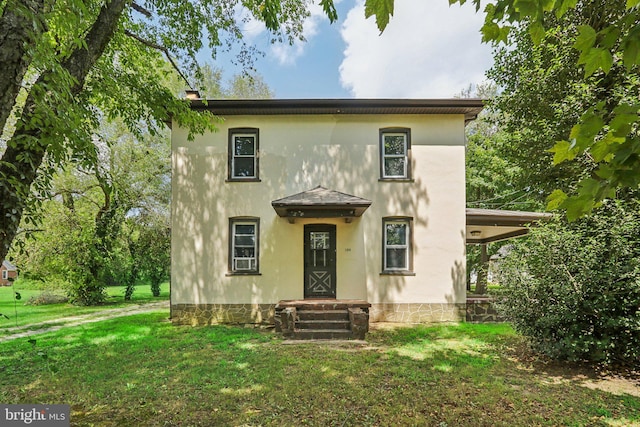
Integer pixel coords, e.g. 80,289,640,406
466,208,553,244
272,186,372,224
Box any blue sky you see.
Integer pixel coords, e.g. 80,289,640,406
217,0,493,99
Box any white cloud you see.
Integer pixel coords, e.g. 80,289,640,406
237,2,336,66
269,2,331,65
339,0,493,98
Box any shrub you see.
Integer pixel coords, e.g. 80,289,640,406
66,273,106,306
495,199,640,366
26,291,69,306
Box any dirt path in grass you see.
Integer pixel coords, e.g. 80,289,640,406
0,300,169,343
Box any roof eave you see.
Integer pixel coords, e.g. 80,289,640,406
187,98,484,123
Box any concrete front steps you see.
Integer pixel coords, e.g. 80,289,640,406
274,300,371,340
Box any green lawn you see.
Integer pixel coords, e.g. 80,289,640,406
0,281,169,330
0,312,638,426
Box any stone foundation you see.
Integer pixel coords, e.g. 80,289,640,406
369,303,465,323
466,297,505,322
171,303,275,325
172,302,467,326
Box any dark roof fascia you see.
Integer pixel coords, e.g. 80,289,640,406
189,98,485,124
466,208,553,227
467,229,530,244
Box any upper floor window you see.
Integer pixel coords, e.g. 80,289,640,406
380,128,411,180
228,128,259,181
229,217,260,274
382,217,413,274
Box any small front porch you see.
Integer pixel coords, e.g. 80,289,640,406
274,299,371,340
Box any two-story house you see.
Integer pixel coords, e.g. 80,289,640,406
170,98,488,334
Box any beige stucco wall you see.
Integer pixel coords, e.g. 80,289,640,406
171,113,467,315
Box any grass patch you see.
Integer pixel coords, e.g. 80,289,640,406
0,282,168,331
0,315,638,426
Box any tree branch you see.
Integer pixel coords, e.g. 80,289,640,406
124,30,192,89
130,2,152,18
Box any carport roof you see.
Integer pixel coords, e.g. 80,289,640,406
466,208,553,244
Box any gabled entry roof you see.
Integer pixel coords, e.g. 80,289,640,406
272,186,372,223
466,208,553,244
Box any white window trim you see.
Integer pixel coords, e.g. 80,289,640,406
382,132,408,178
231,133,257,179
2,270,7,280
229,218,259,274
383,218,412,272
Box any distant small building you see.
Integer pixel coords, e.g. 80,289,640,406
0,260,17,286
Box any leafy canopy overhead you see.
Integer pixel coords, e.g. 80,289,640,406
0,0,338,263
365,0,640,220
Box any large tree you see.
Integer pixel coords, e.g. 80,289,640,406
0,0,338,263
14,67,275,303
483,1,639,219
366,0,640,219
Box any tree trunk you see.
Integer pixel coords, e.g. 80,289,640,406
0,0,130,262
0,0,45,132
475,244,489,295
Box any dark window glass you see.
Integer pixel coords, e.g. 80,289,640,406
233,158,255,177
234,137,255,155
386,248,407,269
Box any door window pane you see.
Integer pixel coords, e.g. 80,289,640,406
310,232,329,249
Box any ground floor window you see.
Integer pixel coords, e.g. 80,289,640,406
382,217,413,273
229,217,259,274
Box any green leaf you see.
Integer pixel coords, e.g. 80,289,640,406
529,21,545,45
580,113,605,140
611,139,637,164
548,140,579,164
569,112,605,151
574,25,596,52
546,189,567,211
364,0,395,32
481,22,502,42
514,0,539,17
610,113,638,137
600,26,621,50
319,0,338,23
613,103,640,116
564,193,596,222
555,0,578,18
627,0,640,8
591,132,625,162
259,0,282,31
622,30,640,69
590,139,612,163
580,48,613,76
